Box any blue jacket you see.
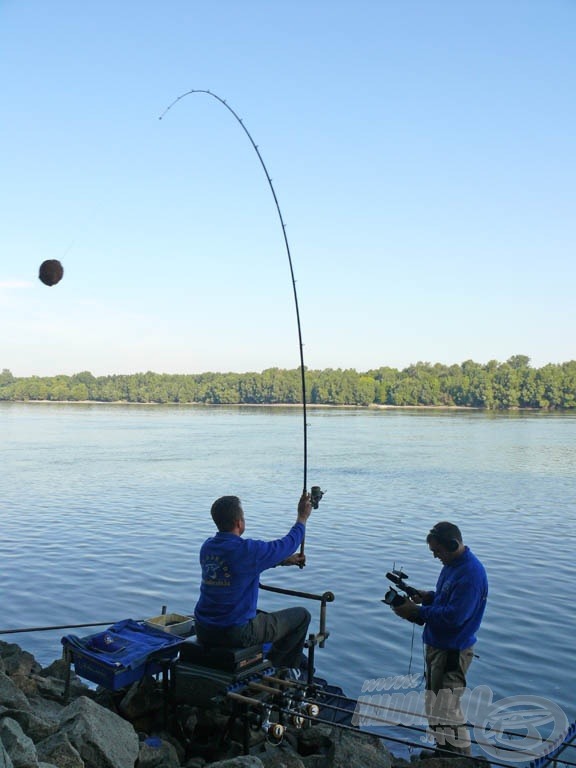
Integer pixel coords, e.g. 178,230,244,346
419,547,488,650
194,522,305,628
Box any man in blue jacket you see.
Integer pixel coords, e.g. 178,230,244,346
194,492,312,675
393,522,488,756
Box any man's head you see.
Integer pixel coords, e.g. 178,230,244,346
426,521,464,564
211,495,245,534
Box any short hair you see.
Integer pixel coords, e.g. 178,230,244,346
426,521,463,547
211,496,243,532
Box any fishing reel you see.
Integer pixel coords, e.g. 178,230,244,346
310,486,325,509
382,569,424,625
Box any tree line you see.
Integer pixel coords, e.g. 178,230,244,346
1,355,575,409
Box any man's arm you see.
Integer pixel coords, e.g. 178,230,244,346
251,492,312,571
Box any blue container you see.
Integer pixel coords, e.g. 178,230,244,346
62,618,185,690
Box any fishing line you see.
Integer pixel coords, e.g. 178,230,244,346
159,89,322,552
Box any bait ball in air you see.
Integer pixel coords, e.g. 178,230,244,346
39,260,64,286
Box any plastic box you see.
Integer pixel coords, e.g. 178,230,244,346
145,613,195,637
61,618,185,690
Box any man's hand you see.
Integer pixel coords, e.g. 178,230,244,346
280,553,306,567
297,492,312,524
393,599,421,622
411,589,434,605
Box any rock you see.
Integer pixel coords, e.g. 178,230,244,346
184,759,207,768
297,725,333,757
0,741,14,768
0,643,42,678
36,732,85,768
0,708,58,743
58,695,139,768
137,737,181,768
330,727,392,768
0,673,31,712
410,758,485,768
118,677,164,722
0,716,39,768
258,742,306,767
209,757,265,767
298,724,392,768
28,696,67,724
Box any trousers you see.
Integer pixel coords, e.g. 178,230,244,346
425,645,475,755
196,606,311,669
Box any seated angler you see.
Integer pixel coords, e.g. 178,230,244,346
194,492,313,677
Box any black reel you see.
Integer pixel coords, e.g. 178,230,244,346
310,486,325,509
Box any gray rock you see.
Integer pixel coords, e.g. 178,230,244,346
0,673,31,712
0,709,58,743
29,676,68,704
209,758,265,767
36,732,85,768
258,743,306,767
0,643,42,678
330,727,392,768
118,678,164,722
298,724,393,768
137,738,180,768
183,759,206,768
0,741,14,768
28,697,67,724
0,716,39,768
58,696,139,768
410,758,485,768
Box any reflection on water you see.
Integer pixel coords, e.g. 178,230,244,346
1,403,575,726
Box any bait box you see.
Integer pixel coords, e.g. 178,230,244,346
145,613,195,637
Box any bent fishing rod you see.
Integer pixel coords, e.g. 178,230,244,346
159,89,325,557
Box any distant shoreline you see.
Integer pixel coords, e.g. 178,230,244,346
7,400,486,411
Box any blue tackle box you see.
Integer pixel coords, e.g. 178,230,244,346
62,618,186,690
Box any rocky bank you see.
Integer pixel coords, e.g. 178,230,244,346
0,640,485,768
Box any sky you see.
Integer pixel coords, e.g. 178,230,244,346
1,1,575,377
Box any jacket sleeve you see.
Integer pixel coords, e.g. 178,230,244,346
244,522,305,573
419,575,481,629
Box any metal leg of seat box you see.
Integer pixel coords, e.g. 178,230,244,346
159,658,174,729
63,650,72,703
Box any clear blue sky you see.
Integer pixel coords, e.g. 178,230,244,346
1,1,574,377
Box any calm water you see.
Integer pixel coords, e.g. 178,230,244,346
1,403,575,737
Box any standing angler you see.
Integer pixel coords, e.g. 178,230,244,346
393,522,488,756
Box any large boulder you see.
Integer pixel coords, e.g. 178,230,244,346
137,737,181,768
0,741,14,768
0,674,31,712
0,643,42,678
298,724,393,768
209,758,265,767
36,732,85,768
0,716,39,768
0,708,58,743
58,696,139,768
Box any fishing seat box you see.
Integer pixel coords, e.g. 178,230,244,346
179,637,271,673
174,639,273,707
61,618,186,691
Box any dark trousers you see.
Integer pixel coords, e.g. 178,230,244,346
196,607,311,668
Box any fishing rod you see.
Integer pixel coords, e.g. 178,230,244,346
159,89,324,557
0,621,119,636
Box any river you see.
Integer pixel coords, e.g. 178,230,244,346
1,402,574,756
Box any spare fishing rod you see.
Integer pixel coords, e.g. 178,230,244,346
159,89,325,556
